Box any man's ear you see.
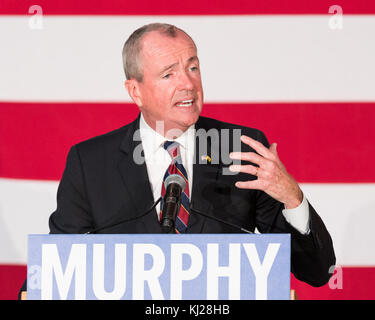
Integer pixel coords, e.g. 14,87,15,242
125,79,143,107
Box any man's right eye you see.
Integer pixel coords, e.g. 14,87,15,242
163,74,171,79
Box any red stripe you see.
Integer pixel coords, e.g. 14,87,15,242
1,0,374,15
176,167,188,186
0,102,139,180
168,164,176,176
177,215,188,228
0,264,26,300
179,204,190,221
0,102,374,182
291,267,375,300
0,264,374,299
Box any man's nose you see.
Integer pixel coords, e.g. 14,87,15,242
177,70,194,91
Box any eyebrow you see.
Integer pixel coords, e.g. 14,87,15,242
160,56,199,74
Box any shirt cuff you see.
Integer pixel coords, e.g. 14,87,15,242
282,194,310,235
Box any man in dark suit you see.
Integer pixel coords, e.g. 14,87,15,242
20,23,335,296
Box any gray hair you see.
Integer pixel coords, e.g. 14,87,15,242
122,23,196,82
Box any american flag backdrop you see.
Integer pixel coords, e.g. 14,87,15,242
0,0,375,300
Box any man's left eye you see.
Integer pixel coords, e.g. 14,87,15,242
190,66,198,71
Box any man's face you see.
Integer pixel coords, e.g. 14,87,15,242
130,31,204,135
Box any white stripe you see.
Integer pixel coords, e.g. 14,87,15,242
0,178,374,265
0,178,57,264
301,183,375,266
0,15,375,102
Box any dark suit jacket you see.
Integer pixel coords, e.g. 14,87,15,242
20,114,335,296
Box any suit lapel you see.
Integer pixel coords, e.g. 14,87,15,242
117,115,161,233
188,117,221,233
116,115,222,234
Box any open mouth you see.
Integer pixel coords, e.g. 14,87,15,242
175,99,194,107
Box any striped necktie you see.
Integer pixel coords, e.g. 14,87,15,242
160,141,190,233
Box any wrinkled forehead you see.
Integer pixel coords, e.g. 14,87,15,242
140,30,198,66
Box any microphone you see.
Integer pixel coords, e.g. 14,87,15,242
190,206,253,234
86,196,162,234
160,174,186,233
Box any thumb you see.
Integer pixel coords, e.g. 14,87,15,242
269,143,278,155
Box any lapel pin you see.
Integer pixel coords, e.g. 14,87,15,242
201,155,211,163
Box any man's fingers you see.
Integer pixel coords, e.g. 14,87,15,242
229,151,265,166
240,135,275,159
269,143,278,156
229,164,259,176
235,180,263,190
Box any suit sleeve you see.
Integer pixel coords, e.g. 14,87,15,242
254,130,336,287
49,145,94,234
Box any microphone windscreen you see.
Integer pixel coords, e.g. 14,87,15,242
164,174,186,191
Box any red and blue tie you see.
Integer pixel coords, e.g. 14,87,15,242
159,141,190,233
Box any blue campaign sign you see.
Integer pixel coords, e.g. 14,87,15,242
27,234,290,300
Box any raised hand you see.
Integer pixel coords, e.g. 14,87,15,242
229,135,303,209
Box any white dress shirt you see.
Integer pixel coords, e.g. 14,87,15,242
139,113,310,234
139,114,195,216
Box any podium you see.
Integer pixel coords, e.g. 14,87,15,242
26,233,291,300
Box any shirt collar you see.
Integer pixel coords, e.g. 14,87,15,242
139,113,195,154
